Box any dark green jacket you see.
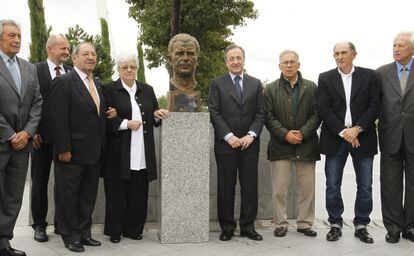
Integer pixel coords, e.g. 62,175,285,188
264,72,320,161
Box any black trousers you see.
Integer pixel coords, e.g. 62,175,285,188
215,150,259,233
54,160,101,244
103,170,149,237
0,151,29,249
381,137,414,233
30,142,54,228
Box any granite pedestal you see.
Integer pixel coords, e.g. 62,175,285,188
158,112,210,243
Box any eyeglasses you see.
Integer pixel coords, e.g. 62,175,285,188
120,66,138,71
280,60,298,66
226,56,243,62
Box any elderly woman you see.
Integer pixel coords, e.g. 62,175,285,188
102,53,168,243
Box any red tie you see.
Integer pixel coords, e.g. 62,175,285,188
54,66,61,77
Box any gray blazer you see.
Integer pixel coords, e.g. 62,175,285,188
376,60,414,154
0,56,42,152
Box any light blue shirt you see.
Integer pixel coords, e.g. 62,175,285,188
396,58,413,80
0,50,21,87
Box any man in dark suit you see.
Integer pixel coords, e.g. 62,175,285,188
376,32,414,243
317,42,379,243
209,44,264,241
48,42,114,253
0,19,42,256
30,34,71,243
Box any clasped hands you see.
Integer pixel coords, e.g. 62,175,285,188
127,109,170,131
284,130,303,145
227,135,254,150
11,131,30,151
342,127,361,148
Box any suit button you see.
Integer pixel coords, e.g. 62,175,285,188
296,156,300,158
402,112,405,115
143,121,146,124
139,103,142,106
142,112,145,115
135,96,138,100
144,130,147,134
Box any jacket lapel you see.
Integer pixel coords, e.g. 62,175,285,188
17,58,28,101
350,68,362,102
332,70,346,102
241,74,250,105
0,55,20,96
223,74,242,106
71,71,99,115
404,61,414,95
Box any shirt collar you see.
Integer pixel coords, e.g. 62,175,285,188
338,65,355,77
229,72,243,82
47,58,64,71
74,66,88,81
396,58,413,72
121,79,137,92
0,50,16,63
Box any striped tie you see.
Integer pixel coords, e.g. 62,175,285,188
400,66,408,96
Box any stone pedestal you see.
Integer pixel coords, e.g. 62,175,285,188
158,112,210,243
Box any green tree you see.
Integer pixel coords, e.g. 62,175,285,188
100,18,111,53
136,39,146,83
126,0,258,104
28,0,50,63
64,25,114,84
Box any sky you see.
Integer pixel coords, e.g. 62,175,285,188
1,0,414,96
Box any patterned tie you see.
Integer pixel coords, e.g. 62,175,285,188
7,58,21,93
400,66,408,95
234,76,242,103
54,66,61,77
87,75,100,115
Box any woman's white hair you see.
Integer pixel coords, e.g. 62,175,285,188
115,52,139,70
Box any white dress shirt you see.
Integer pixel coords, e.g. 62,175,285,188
118,80,146,171
338,66,355,128
47,58,66,80
73,67,100,107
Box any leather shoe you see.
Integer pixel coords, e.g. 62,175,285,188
326,227,342,241
34,226,48,242
65,241,85,253
110,236,121,243
274,227,287,237
297,228,317,237
0,246,26,256
54,227,60,235
386,232,400,243
402,228,414,242
354,228,374,243
240,230,263,241
219,231,234,241
80,237,101,246
123,234,143,240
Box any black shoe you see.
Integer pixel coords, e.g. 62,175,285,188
0,246,26,256
297,228,317,237
65,241,85,253
274,227,287,237
80,237,101,246
123,233,143,240
33,226,48,242
219,231,234,241
54,227,60,235
110,236,121,243
386,232,400,243
402,228,414,242
326,227,342,241
354,228,374,243
240,230,263,241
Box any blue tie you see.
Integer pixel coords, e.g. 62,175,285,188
234,76,242,103
7,58,21,93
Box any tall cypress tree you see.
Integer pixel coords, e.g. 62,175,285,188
100,18,111,53
28,0,49,63
136,39,146,83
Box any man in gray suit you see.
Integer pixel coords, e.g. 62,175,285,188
0,19,42,256
376,32,414,243
209,44,264,242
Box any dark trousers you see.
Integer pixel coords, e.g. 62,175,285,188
381,137,414,233
325,140,373,227
0,151,29,249
104,170,149,237
30,142,54,228
215,150,259,233
54,160,101,244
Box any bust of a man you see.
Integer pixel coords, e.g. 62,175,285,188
167,33,200,91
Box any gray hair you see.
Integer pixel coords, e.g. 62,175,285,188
72,41,95,55
333,41,357,53
0,19,21,37
279,49,300,63
46,34,68,49
395,31,414,49
115,52,139,70
224,44,245,61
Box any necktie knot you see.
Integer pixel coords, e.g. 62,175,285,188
8,58,15,64
54,66,61,77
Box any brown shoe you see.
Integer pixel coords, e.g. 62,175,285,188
274,227,287,237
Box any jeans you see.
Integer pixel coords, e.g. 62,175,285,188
325,140,373,227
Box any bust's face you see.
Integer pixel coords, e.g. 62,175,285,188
170,41,198,77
